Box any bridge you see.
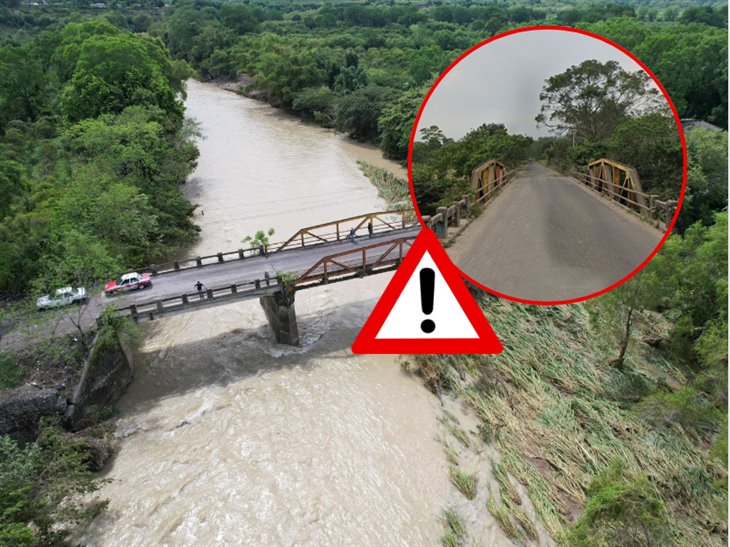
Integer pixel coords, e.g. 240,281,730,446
111,211,419,345
425,160,674,301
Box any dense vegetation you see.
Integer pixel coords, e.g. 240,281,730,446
0,309,134,546
0,19,198,296
0,17,198,544
412,59,687,219
147,0,726,229
537,59,683,199
138,0,726,156
0,421,110,546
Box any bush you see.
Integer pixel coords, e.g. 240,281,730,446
636,387,723,440
0,353,23,389
0,435,39,546
334,85,397,142
291,86,334,123
568,460,676,546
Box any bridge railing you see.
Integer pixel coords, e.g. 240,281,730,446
114,277,283,322
295,235,415,286
272,209,418,252
473,170,515,206
571,171,677,229
145,210,418,276
148,247,262,275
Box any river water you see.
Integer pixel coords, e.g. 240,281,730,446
80,80,452,546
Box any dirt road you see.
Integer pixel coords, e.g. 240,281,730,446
449,163,663,301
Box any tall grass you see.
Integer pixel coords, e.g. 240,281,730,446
441,508,467,547
357,161,410,208
486,496,517,539
449,467,478,500
412,296,728,544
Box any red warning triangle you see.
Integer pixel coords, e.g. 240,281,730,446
352,228,503,354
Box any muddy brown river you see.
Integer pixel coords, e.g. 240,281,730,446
79,80,455,546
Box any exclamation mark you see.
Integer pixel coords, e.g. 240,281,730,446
420,268,435,333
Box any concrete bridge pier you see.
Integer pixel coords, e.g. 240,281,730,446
259,292,300,346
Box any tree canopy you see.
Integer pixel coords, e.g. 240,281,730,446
0,21,198,296
536,59,663,141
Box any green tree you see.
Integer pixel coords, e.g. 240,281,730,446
292,87,334,124
536,59,663,141
378,87,427,159
600,274,657,369
0,45,46,132
606,113,683,198
131,13,153,33
677,128,728,232
679,6,726,28
60,33,183,125
164,3,216,60
641,212,727,409
0,159,27,220
255,47,324,107
220,4,259,35
335,85,397,142
243,228,275,250
634,25,728,128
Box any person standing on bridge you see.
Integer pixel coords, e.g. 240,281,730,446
367,219,374,239
195,281,205,300
348,227,357,243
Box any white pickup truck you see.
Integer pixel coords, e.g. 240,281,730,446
36,287,88,310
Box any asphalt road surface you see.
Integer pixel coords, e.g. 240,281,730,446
448,163,663,301
116,226,419,307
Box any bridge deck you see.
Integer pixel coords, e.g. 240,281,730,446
449,162,662,301
112,227,419,321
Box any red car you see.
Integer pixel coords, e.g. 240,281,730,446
104,272,152,295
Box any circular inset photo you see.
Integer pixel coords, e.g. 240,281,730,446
409,27,686,304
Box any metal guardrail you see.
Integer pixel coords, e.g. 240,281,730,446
114,277,282,322
572,172,677,229
145,210,418,277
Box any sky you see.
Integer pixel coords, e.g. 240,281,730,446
416,29,664,140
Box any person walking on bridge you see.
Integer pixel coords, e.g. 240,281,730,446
195,281,206,300
348,227,357,244
367,219,374,239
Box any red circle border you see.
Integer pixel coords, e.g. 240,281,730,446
406,25,688,306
